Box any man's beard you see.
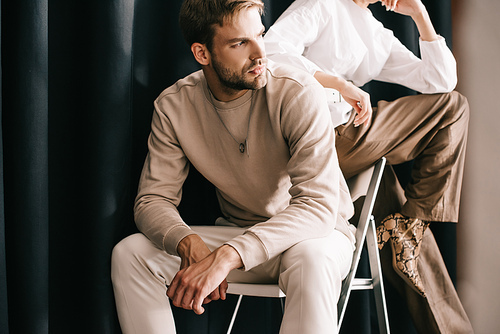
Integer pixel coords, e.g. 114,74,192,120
211,56,267,92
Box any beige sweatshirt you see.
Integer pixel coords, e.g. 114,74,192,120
134,61,355,270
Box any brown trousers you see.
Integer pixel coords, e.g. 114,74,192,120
337,92,473,333
336,91,469,222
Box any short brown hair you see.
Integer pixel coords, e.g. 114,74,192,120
179,0,264,51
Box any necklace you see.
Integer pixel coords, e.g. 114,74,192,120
208,90,254,155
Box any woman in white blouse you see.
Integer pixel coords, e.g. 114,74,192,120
265,0,472,333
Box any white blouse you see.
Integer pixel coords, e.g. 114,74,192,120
264,0,457,125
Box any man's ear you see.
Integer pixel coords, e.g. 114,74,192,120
191,43,210,66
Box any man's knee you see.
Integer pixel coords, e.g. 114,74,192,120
282,235,352,281
111,233,151,282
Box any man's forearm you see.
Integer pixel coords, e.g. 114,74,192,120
217,245,244,271
177,234,243,271
177,234,212,269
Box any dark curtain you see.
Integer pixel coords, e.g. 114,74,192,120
0,1,454,333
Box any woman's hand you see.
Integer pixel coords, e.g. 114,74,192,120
338,81,373,127
383,0,425,17
382,0,438,42
314,71,372,127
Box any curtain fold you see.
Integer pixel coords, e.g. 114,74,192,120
0,1,8,331
2,1,49,333
48,1,136,332
0,1,453,333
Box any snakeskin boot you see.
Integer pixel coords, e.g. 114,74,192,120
376,213,430,297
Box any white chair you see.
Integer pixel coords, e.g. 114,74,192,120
226,158,390,334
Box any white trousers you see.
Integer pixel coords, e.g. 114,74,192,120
111,226,354,334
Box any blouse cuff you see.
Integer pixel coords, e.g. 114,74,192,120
419,34,446,45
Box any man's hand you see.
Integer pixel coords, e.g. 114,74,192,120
175,234,229,306
168,244,243,315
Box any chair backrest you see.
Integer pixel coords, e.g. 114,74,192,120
346,166,375,202
345,158,386,262
343,157,386,281
337,158,387,330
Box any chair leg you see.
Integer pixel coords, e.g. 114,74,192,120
227,295,243,334
366,217,391,334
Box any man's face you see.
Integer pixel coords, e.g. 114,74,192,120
208,7,267,97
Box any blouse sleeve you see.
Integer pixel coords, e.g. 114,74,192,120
376,36,457,94
264,0,326,75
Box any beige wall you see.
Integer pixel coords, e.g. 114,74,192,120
453,0,500,332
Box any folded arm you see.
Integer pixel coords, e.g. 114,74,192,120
381,0,438,42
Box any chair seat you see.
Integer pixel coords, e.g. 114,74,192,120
226,277,374,298
226,283,285,298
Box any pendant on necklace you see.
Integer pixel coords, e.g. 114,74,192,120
239,143,245,153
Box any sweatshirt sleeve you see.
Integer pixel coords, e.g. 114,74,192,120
134,101,196,256
376,36,457,93
226,78,354,270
